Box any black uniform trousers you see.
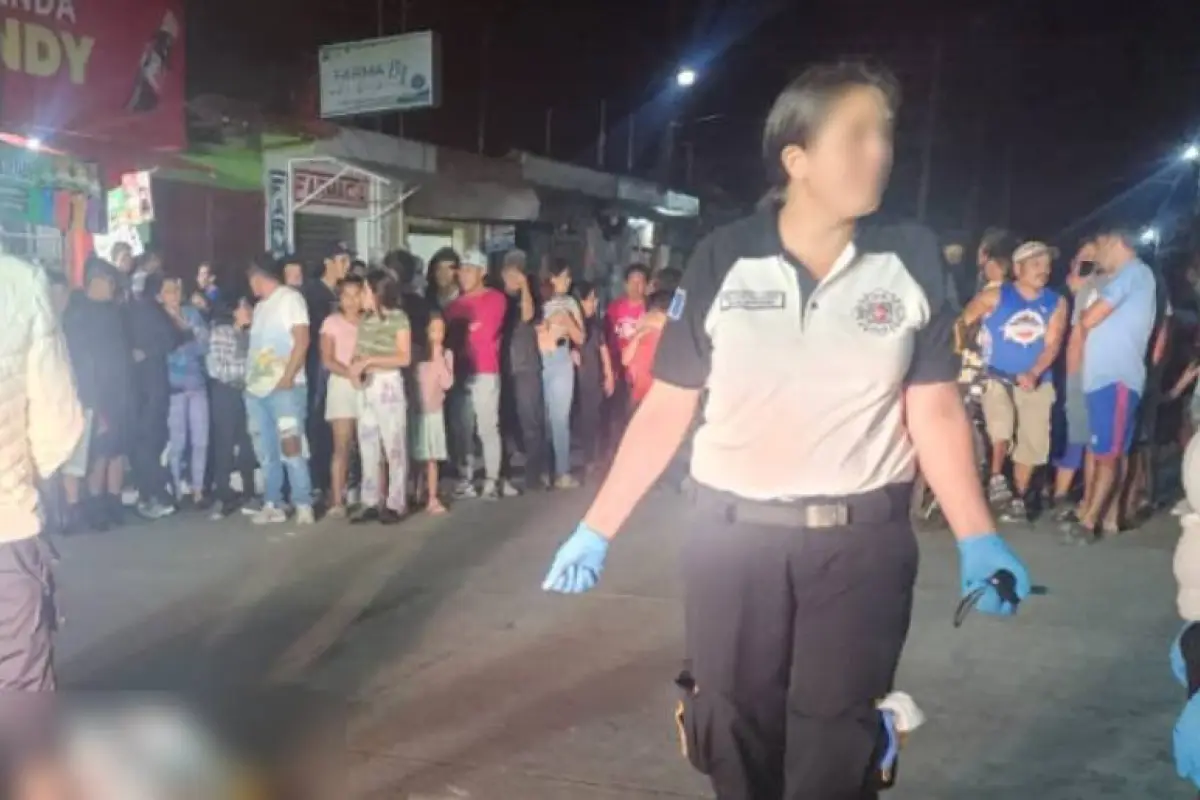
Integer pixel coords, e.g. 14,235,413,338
210,380,257,504
676,483,917,800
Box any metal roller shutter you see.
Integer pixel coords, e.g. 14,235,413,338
293,213,355,273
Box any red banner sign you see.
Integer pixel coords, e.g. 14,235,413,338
0,0,186,153
293,169,370,210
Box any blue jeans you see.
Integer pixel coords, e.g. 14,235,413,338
541,347,575,478
245,386,313,508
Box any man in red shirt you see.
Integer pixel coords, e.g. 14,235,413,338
445,249,516,499
603,264,650,444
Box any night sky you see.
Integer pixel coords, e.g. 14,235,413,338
190,0,1200,244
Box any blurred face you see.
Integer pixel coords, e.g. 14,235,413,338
113,248,133,273
1014,254,1051,289
339,283,363,316
550,269,572,295
1092,235,1132,272
780,85,893,220
428,316,446,345
434,259,458,290
159,278,182,309
86,275,114,302
233,299,252,328
325,254,350,281
283,262,304,287
458,265,483,293
982,258,1008,286
580,291,598,317
196,264,212,288
625,270,647,302
144,253,162,273
501,266,524,293
943,244,964,266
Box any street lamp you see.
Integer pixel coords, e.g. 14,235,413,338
1140,226,1159,245
1184,143,1200,162
675,67,697,88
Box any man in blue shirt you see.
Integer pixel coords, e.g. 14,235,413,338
961,240,1067,521
1067,227,1158,544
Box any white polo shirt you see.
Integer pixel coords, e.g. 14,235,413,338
655,210,958,501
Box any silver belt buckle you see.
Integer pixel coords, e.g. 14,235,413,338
803,503,850,529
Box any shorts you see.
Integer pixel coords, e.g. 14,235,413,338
981,378,1056,466
61,410,125,477
60,410,93,478
411,410,448,462
325,375,359,421
1063,373,1089,446
1055,442,1086,471
1085,382,1141,459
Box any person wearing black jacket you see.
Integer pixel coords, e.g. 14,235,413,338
61,261,134,531
128,271,188,519
499,250,546,491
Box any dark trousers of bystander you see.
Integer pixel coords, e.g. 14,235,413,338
131,374,172,506
676,483,917,799
511,370,546,489
307,369,332,497
577,373,604,469
0,537,56,690
210,381,257,505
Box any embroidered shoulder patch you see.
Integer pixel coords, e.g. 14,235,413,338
667,288,687,321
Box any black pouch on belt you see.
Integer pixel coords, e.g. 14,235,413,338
865,711,899,792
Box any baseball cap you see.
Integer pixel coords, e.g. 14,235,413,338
326,241,354,260
461,248,488,269
1012,240,1059,263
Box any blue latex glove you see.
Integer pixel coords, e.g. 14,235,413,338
1173,624,1190,688
957,533,1031,616
1177,694,1200,788
542,523,610,594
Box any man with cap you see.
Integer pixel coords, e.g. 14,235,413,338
445,249,518,499
540,62,1031,798
1064,227,1158,543
499,249,547,491
960,240,1067,521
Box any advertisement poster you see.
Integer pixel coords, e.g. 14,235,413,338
267,169,289,257
319,32,440,117
0,0,186,151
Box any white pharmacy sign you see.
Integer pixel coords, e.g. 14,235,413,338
319,32,441,117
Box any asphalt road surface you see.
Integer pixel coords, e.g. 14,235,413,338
50,489,1190,798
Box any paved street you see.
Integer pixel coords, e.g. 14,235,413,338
51,488,1191,799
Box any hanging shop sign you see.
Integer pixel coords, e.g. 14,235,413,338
106,170,154,228
0,0,186,151
319,32,441,118
293,168,369,210
267,169,289,257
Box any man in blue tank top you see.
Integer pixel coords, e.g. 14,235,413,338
961,240,1068,521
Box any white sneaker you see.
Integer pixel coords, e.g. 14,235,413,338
295,506,316,525
500,480,521,498
1174,499,1194,517
454,480,478,499
252,504,287,525
554,475,581,490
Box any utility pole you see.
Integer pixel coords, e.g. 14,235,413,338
915,37,942,224
397,0,410,138
626,114,636,172
1000,140,1015,228
596,99,607,167
477,27,490,154
376,0,386,133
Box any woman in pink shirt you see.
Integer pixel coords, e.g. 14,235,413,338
319,276,363,517
413,313,454,514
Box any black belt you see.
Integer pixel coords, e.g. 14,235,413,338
688,481,911,529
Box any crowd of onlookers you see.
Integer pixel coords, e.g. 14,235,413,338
44,240,684,533
952,225,1187,544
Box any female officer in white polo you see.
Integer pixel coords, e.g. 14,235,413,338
541,62,1033,799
